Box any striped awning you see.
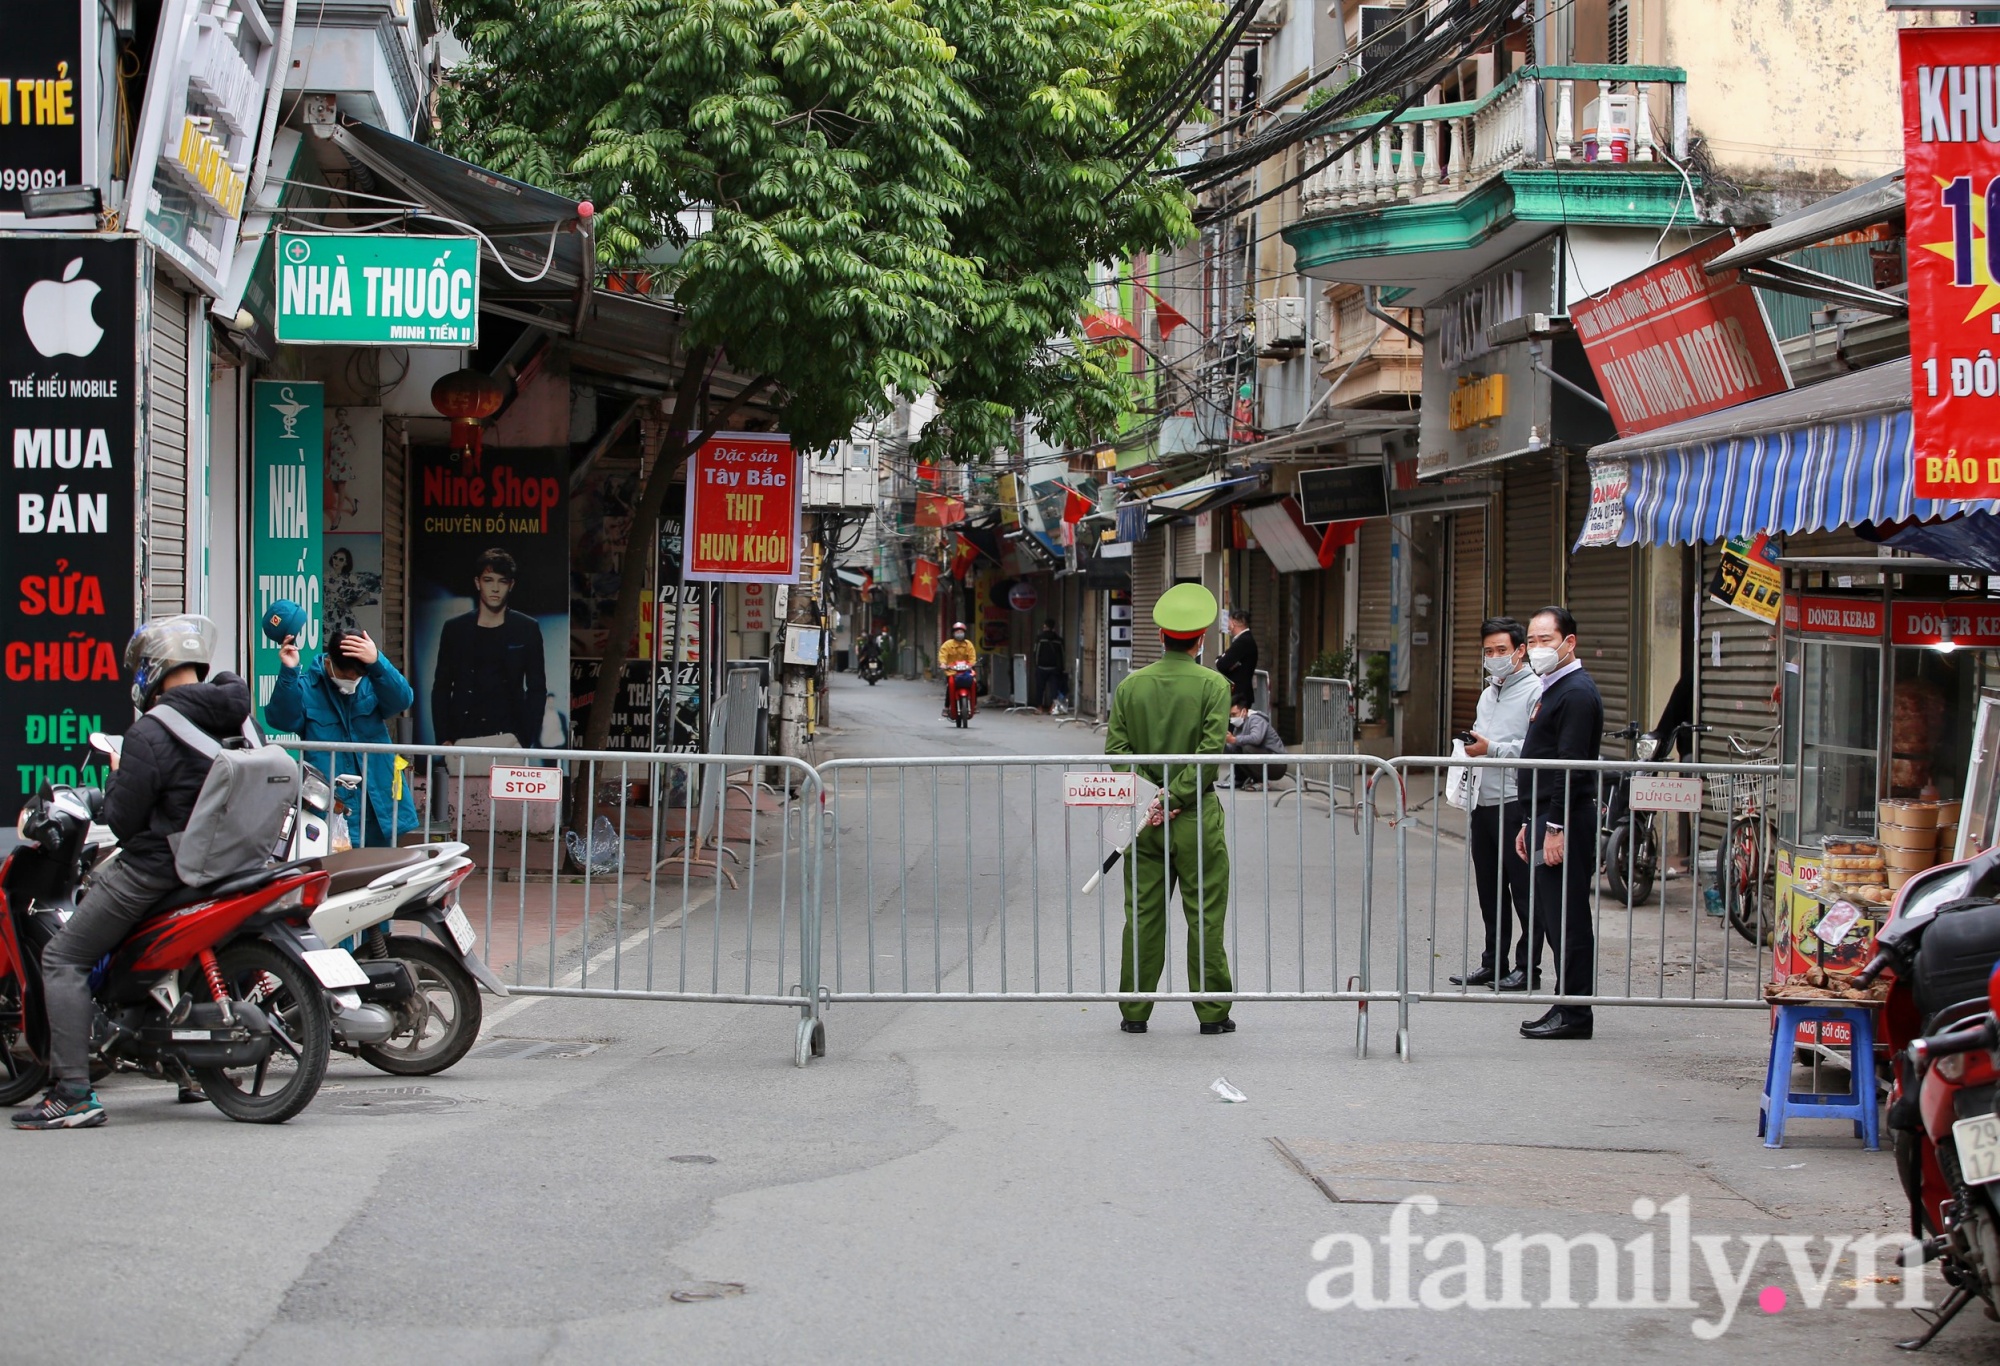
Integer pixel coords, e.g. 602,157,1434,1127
1580,362,2000,549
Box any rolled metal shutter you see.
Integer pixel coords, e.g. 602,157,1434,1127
1565,451,1635,730
1173,519,1203,580
1248,546,1282,712
1501,453,1555,621
1356,518,1393,650
1448,507,1487,734
1130,534,1166,669
144,269,192,617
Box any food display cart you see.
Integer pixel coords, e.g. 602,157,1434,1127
1773,556,2000,1036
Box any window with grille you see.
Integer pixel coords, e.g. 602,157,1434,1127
1608,0,1630,65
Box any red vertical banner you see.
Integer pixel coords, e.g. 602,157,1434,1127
1906,28,2000,499
682,432,801,582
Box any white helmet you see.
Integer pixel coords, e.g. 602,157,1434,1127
126,615,218,710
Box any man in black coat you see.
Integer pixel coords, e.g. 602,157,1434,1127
1032,621,1066,712
15,616,250,1128
1512,605,1604,1041
1215,608,1257,708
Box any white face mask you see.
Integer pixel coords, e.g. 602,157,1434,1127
1482,654,1517,681
1527,646,1562,676
329,669,361,695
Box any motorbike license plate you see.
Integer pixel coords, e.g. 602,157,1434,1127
1957,1114,2000,1186
302,947,370,990
443,905,476,954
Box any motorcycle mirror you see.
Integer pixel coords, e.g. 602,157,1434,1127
88,731,122,759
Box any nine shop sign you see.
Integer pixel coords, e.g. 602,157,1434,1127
274,233,480,346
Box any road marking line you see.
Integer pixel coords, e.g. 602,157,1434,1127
480,883,722,1033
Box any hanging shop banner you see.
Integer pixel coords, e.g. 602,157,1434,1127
0,235,139,819
250,380,324,724
682,432,801,583
274,233,481,347
409,446,569,748
1781,595,1883,639
1574,458,1629,549
1904,27,2000,500
1570,234,1790,437
0,2,102,229
1706,533,1782,624
127,0,277,296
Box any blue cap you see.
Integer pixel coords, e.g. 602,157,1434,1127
262,599,308,644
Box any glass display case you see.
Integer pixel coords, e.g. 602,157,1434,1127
1782,635,1878,845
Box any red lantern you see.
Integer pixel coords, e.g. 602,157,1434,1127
431,368,506,470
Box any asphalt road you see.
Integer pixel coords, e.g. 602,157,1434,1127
1,673,1991,1364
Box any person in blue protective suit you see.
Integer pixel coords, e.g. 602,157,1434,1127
265,627,418,846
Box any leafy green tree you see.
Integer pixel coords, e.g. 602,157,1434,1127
437,0,1212,759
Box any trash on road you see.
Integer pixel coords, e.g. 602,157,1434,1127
1211,1077,1247,1103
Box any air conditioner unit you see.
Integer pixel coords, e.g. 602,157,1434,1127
1256,295,1307,349
1247,0,1290,32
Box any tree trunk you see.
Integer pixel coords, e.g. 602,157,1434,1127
563,352,775,845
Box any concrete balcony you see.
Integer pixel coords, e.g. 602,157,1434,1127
1285,66,1692,302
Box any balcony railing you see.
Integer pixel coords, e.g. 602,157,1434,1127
1299,66,1688,216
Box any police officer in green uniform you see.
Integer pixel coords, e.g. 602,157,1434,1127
1106,582,1236,1035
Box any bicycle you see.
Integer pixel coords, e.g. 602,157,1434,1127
1708,726,1780,947
1598,719,1703,907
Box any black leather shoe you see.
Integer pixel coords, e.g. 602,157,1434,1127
1521,1009,1593,1040
1521,1006,1561,1031
1496,970,1539,992
1199,1018,1237,1035
1120,1020,1147,1033
1449,967,1497,987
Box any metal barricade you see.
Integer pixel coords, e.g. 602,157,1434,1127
279,740,826,1066
815,752,1412,1057
1389,756,1783,1024
1300,676,1356,754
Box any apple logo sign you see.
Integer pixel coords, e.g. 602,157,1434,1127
22,257,105,359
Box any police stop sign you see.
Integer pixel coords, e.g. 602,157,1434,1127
1063,773,1137,806
491,766,561,801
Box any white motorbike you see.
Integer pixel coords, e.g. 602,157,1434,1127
305,775,503,1075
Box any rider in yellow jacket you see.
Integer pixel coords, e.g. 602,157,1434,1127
937,622,977,718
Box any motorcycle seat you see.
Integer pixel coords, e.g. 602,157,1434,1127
322,846,433,896
144,862,309,917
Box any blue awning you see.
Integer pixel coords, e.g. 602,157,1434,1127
1580,362,2000,550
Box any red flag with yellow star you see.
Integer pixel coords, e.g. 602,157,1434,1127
949,534,977,580
911,557,940,602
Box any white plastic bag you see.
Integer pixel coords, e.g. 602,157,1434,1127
1443,740,1478,812
330,811,353,853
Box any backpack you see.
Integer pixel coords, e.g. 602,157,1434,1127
149,707,300,886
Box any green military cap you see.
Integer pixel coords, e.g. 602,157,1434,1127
1153,581,1218,638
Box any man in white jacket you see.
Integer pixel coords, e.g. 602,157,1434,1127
1451,617,1541,989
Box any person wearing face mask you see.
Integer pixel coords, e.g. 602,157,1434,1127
1511,605,1604,1040
267,626,418,846
937,622,979,719
1450,617,1540,990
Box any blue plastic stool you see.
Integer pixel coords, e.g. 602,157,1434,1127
1758,1003,1879,1150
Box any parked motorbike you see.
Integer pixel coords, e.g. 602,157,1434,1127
0,776,351,1124
1854,851,2000,1349
309,784,502,1075
945,662,977,728
859,654,884,686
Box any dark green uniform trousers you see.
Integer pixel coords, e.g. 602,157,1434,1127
1120,791,1232,1023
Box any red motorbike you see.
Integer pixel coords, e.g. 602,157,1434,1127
945,662,977,729
0,781,342,1124
1856,850,2000,1349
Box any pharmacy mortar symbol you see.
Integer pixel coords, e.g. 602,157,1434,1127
269,387,309,440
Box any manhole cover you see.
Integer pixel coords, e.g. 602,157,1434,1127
334,1086,462,1116
1269,1139,1765,1215
671,1281,746,1304
469,1038,606,1061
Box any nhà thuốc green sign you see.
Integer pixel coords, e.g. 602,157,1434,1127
274,232,480,346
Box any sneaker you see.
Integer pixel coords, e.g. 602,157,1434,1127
11,1085,106,1130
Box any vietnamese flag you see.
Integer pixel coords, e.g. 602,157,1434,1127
949,534,977,580
1137,283,1190,339
1061,486,1093,526
917,461,939,484
916,492,965,527
911,558,940,602
1081,309,1141,342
